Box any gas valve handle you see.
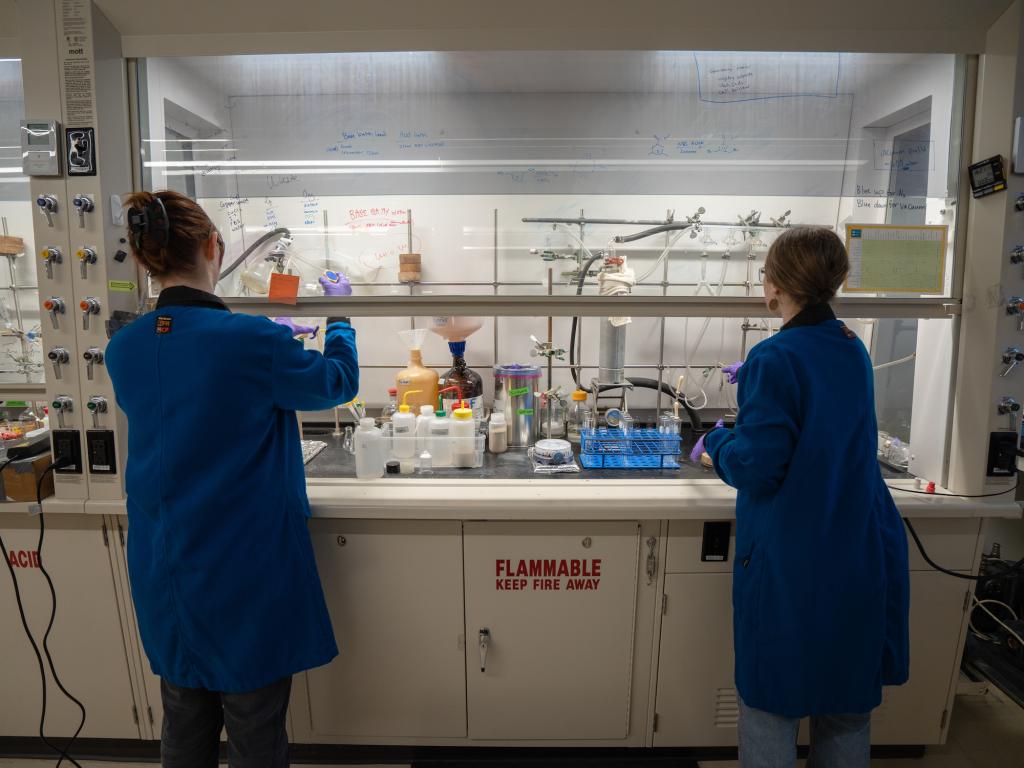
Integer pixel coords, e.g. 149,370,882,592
1001,347,1024,377
478,628,491,673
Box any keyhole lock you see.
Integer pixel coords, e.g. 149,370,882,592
80,297,101,331
72,195,94,229
51,395,73,429
40,247,62,280
36,195,58,227
77,247,97,279
43,297,65,329
1001,347,1024,377
86,396,107,428
336,536,347,547
83,347,104,381
582,537,592,549
47,347,69,380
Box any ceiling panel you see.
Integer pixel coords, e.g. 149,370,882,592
88,0,1014,56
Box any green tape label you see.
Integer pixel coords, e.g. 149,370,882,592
2,400,27,408
516,408,534,416
108,280,137,292
509,386,530,397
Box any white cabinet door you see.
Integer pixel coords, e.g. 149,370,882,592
0,513,141,738
304,519,467,738
464,521,640,740
655,573,737,747
871,571,969,744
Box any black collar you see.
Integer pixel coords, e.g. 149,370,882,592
155,285,229,312
781,302,835,331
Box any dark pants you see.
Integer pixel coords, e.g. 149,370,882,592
160,677,292,768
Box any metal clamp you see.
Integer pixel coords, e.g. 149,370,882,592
529,334,566,361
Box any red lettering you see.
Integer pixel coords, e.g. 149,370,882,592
17,551,29,568
557,560,569,577
496,559,507,577
32,551,39,568
528,560,542,577
593,559,601,577
496,579,505,590
515,560,528,577
544,560,556,577
571,560,581,577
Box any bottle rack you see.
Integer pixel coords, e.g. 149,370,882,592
579,427,681,470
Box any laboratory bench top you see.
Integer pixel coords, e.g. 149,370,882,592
23,431,1020,520
295,432,1022,521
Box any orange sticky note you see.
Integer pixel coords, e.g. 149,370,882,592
268,272,300,305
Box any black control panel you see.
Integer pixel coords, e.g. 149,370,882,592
987,432,1019,477
51,429,82,474
86,430,116,474
701,521,732,562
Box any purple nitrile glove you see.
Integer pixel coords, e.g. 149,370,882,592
320,272,352,296
690,419,726,463
722,361,743,385
273,317,319,338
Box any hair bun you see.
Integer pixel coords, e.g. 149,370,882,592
122,190,214,279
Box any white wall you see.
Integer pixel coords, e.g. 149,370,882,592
139,52,963,420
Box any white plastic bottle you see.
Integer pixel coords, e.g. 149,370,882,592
391,390,421,460
452,406,477,468
429,411,452,467
488,412,508,454
416,404,434,452
354,418,385,480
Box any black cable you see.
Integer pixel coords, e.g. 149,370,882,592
888,480,1019,499
0,459,82,766
35,463,86,768
902,517,982,581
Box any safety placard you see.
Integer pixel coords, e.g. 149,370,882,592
495,558,602,591
845,224,947,294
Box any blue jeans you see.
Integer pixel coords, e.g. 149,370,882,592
160,676,292,768
738,698,871,768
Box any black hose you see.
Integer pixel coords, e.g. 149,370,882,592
219,227,291,279
567,252,703,432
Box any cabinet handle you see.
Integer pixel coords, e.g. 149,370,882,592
646,536,658,585
479,628,491,672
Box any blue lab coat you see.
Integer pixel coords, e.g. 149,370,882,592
106,286,359,693
705,304,909,718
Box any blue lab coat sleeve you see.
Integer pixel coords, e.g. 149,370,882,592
705,344,801,496
271,320,359,412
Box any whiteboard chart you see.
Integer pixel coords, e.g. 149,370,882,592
844,224,947,294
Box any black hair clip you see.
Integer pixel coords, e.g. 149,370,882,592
126,197,170,251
